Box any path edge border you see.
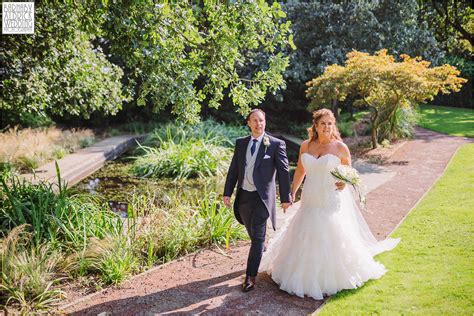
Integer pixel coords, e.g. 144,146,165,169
57,242,246,312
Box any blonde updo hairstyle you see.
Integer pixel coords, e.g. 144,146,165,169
307,108,342,142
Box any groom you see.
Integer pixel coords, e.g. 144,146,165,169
223,109,292,292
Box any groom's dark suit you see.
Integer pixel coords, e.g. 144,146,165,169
224,134,291,277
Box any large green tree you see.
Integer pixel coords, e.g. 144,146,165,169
0,4,125,126
418,0,473,56
0,1,294,127
283,0,443,82
416,0,473,109
104,1,294,122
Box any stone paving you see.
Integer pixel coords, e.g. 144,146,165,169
22,135,145,187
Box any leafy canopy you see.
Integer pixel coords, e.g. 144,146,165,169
100,1,294,122
1,1,294,125
283,0,443,82
1,5,125,120
418,0,473,56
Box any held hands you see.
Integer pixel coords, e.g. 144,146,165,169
282,192,293,213
224,196,294,213
335,181,346,191
223,196,231,208
282,192,297,214
281,202,292,214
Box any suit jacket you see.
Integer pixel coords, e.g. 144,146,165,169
223,134,291,230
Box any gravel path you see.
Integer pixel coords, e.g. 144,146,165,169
62,128,472,315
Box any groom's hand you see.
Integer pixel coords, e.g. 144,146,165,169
281,202,291,213
223,196,231,208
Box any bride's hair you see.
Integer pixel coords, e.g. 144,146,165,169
307,108,342,142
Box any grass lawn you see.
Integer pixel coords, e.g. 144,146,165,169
418,105,474,137
318,144,474,315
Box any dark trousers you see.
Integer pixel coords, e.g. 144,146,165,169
237,189,269,277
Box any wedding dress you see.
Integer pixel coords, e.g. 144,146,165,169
259,153,400,299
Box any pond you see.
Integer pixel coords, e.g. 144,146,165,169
76,141,301,217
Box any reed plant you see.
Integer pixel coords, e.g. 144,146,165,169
0,170,122,251
0,225,65,313
132,139,232,180
144,119,247,148
74,235,139,285
125,188,247,266
195,193,247,248
132,119,245,180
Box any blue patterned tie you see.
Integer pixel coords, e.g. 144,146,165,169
250,139,258,156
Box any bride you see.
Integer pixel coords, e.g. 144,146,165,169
259,108,400,299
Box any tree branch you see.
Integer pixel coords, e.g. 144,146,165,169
431,0,474,46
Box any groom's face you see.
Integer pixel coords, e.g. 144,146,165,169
247,111,266,136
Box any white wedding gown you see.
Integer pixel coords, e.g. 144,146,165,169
259,153,400,299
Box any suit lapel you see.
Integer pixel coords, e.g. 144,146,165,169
239,136,251,169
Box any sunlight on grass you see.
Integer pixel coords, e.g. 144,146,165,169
318,144,474,315
418,105,474,137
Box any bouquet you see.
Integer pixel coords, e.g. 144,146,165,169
330,165,366,208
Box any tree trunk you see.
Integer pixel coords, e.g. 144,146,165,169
370,107,379,149
371,126,378,149
332,99,339,121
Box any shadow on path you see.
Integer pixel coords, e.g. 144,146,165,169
68,248,324,315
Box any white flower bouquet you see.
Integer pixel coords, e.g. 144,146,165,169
330,165,366,207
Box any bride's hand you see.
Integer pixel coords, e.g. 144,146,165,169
335,181,345,191
291,192,296,202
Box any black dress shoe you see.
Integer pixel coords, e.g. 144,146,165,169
242,275,256,292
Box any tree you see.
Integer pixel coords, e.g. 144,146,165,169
283,0,443,82
306,50,467,148
92,1,294,122
418,0,473,55
1,1,294,127
0,4,126,127
255,0,444,127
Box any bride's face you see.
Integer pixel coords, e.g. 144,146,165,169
316,115,334,139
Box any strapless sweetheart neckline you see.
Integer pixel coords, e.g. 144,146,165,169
302,152,341,161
